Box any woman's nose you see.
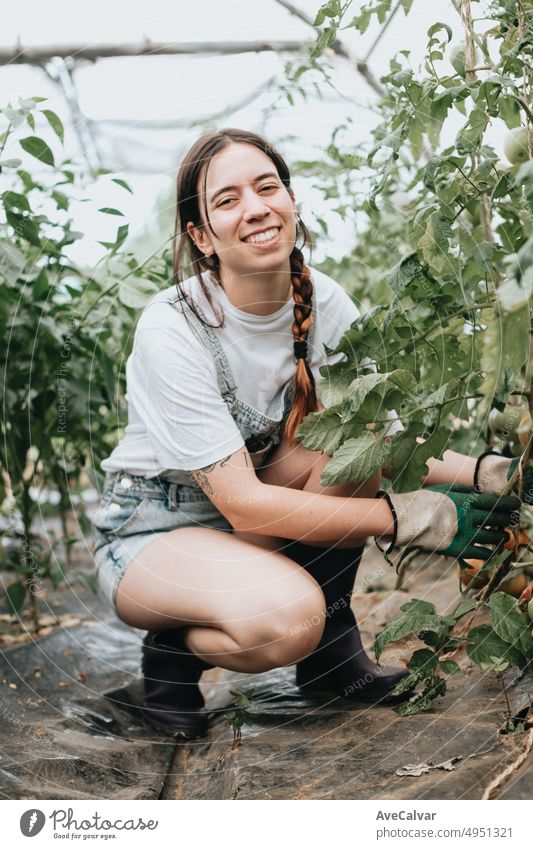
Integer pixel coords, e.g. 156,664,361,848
242,193,270,221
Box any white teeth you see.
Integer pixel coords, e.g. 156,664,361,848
245,227,279,244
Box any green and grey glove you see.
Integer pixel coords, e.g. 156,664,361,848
475,452,533,505
379,483,520,560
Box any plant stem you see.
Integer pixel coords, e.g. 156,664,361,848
499,672,512,720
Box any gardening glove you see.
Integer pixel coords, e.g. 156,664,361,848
475,452,533,505
378,483,520,561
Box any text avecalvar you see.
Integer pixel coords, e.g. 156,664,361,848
376,811,436,821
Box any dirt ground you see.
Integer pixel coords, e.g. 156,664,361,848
0,539,531,800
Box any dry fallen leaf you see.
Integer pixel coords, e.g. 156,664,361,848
22,698,42,708
396,756,462,777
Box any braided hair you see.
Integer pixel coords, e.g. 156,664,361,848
173,128,318,446
284,246,318,444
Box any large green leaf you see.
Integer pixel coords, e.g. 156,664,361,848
479,304,529,415
19,135,55,166
317,364,357,407
343,372,390,414
488,592,533,660
401,598,437,616
455,108,489,154
418,212,453,273
373,612,443,662
390,426,451,492
319,431,391,486
383,252,424,297
297,405,345,454
42,109,64,143
466,624,526,672
340,369,415,420
407,647,438,673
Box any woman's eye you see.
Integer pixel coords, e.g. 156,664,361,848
260,185,277,192
217,198,235,207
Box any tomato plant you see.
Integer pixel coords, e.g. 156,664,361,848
289,0,533,711
0,97,171,628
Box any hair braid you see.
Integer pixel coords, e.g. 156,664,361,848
284,247,318,445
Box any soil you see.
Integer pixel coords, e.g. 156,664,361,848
0,540,531,800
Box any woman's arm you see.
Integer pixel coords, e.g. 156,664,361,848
189,444,518,556
420,449,477,487
382,442,477,489
188,445,395,543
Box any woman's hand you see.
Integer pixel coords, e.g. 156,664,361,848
384,483,520,560
476,453,533,505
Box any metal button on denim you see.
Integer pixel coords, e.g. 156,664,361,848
120,476,132,488
108,502,122,515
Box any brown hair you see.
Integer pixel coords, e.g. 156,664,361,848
172,128,317,445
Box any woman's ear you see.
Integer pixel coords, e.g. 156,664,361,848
186,221,214,257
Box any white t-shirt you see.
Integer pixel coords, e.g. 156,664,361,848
101,267,398,477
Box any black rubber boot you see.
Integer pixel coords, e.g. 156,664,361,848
141,628,214,738
285,541,412,704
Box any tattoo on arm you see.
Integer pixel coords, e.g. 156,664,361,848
189,450,248,496
189,469,214,496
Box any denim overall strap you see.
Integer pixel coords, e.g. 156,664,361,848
168,295,239,413
170,285,317,422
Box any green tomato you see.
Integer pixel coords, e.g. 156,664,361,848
450,42,478,77
488,406,523,437
503,127,532,165
528,597,533,622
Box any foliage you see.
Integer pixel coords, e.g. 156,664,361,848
224,688,256,749
373,593,531,715
289,0,533,484
0,97,171,627
286,0,533,713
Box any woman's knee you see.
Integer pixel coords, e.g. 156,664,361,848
230,582,327,670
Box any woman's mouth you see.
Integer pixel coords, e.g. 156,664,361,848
243,226,281,246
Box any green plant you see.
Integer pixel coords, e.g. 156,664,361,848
279,0,533,712
374,593,532,715
0,96,172,628
224,688,256,749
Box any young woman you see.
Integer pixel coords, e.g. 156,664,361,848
89,128,520,739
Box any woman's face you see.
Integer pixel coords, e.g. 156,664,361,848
187,142,297,278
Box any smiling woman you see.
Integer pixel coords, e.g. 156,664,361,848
184,146,300,317
88,127,518,739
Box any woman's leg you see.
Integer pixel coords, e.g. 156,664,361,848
232,431,410,701
115,527,327,674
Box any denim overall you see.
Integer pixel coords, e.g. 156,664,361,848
89,292,315,614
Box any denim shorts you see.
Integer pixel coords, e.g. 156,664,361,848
88,472,234,614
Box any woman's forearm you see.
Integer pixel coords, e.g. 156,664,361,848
233,483,395,543
382,444,477,488
421,450,477,487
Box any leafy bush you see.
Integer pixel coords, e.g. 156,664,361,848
291,0,533,710
0,97,172,627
